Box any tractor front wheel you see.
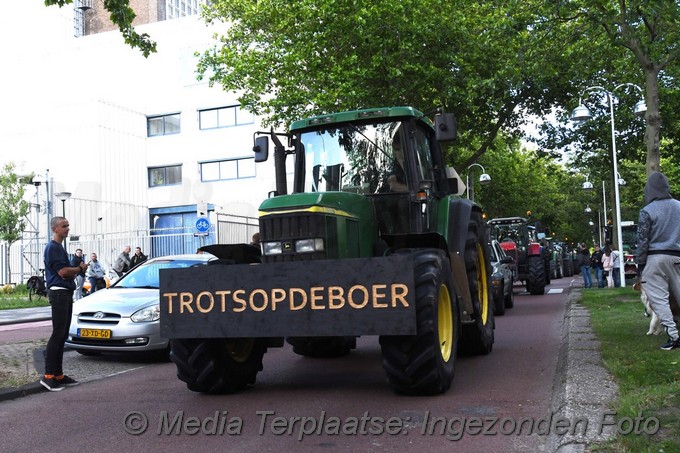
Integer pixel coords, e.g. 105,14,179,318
170,338,266,394
380,248,458,395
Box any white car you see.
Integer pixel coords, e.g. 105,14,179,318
66,253,213,356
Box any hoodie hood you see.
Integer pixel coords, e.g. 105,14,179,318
644,171,672,205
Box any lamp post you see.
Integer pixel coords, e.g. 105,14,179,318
571,84,647,288
465,163,491,202
54,192,72,217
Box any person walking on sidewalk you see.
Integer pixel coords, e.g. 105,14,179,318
636,171,680,351
42,216,89,391
577,245,592,288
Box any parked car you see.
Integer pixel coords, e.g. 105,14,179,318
66,253,214,356
82,274,113,295
489,239,515,316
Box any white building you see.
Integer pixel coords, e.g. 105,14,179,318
0,2,277,283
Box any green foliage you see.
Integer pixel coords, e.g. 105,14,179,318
580,289,680,451
0,163,29,246
0,163,30,284
196,0,608,165
45,0,156,57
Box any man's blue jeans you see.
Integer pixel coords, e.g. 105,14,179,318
612,268,621,287
595,267,604,288
580,266,592,288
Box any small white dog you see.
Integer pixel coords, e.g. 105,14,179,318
635,280,680,335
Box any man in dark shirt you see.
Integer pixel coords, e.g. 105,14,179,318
42,217,89,391
70,248,86,301
130,247,147,268
591,245,605,288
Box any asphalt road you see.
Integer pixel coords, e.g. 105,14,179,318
0,278,573,452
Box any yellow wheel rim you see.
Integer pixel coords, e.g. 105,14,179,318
226,339,255,363
438,284,453,361
476,243,489,324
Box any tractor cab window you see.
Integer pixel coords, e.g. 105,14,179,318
299,122,408,194
411,126,435,185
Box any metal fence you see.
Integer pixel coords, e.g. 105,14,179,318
1,213,259,286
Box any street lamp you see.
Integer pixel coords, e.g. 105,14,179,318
465,163,491,201
54,192,72,217
571,83,647,288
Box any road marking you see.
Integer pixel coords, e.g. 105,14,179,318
517,288,564,295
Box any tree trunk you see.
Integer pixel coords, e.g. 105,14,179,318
644,68,661,176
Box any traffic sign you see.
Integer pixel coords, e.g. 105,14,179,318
195,217,210,233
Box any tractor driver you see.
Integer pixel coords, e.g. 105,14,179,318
386,135,409,192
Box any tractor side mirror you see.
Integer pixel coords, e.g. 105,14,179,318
253,136,269,162
435,112,457,142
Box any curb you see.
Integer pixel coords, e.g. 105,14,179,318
546,287,619,452
0,380,46,401
0,316,51,327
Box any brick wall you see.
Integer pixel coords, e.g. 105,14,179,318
83,0,163,35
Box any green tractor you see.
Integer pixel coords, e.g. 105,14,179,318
160,107,494,395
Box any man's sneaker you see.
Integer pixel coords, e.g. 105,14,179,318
57,375,79,386
40,377,64,392
660,337,680,351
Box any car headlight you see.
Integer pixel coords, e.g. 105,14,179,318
131,304,160,322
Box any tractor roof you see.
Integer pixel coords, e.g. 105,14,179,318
289,106,434,132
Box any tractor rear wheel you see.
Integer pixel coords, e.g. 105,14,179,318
526,255,546,295
459,211,495,355
380,248,458,395
170,338,266,393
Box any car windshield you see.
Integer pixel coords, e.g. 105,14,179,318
299,121,403,194
115,259,206,289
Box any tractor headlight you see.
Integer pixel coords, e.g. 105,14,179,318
263,242,283,255
295,238,324,253
262,239,325,255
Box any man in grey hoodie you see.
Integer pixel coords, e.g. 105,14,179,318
636,171,680,350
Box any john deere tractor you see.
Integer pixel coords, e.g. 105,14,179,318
488,217,550,295
160,107,494,395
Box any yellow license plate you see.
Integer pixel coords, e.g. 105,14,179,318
78,328,111,339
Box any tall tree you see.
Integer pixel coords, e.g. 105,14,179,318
0,163,30,284
555,0,680,175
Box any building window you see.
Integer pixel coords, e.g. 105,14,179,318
149,165,182,187
199,106,254,130
166,0,205,19
200,158,256,182
147,113,181,137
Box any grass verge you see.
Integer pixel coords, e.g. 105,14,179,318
0,285,49,310
580,287,680,452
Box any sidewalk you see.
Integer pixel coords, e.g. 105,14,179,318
0,306,52,326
